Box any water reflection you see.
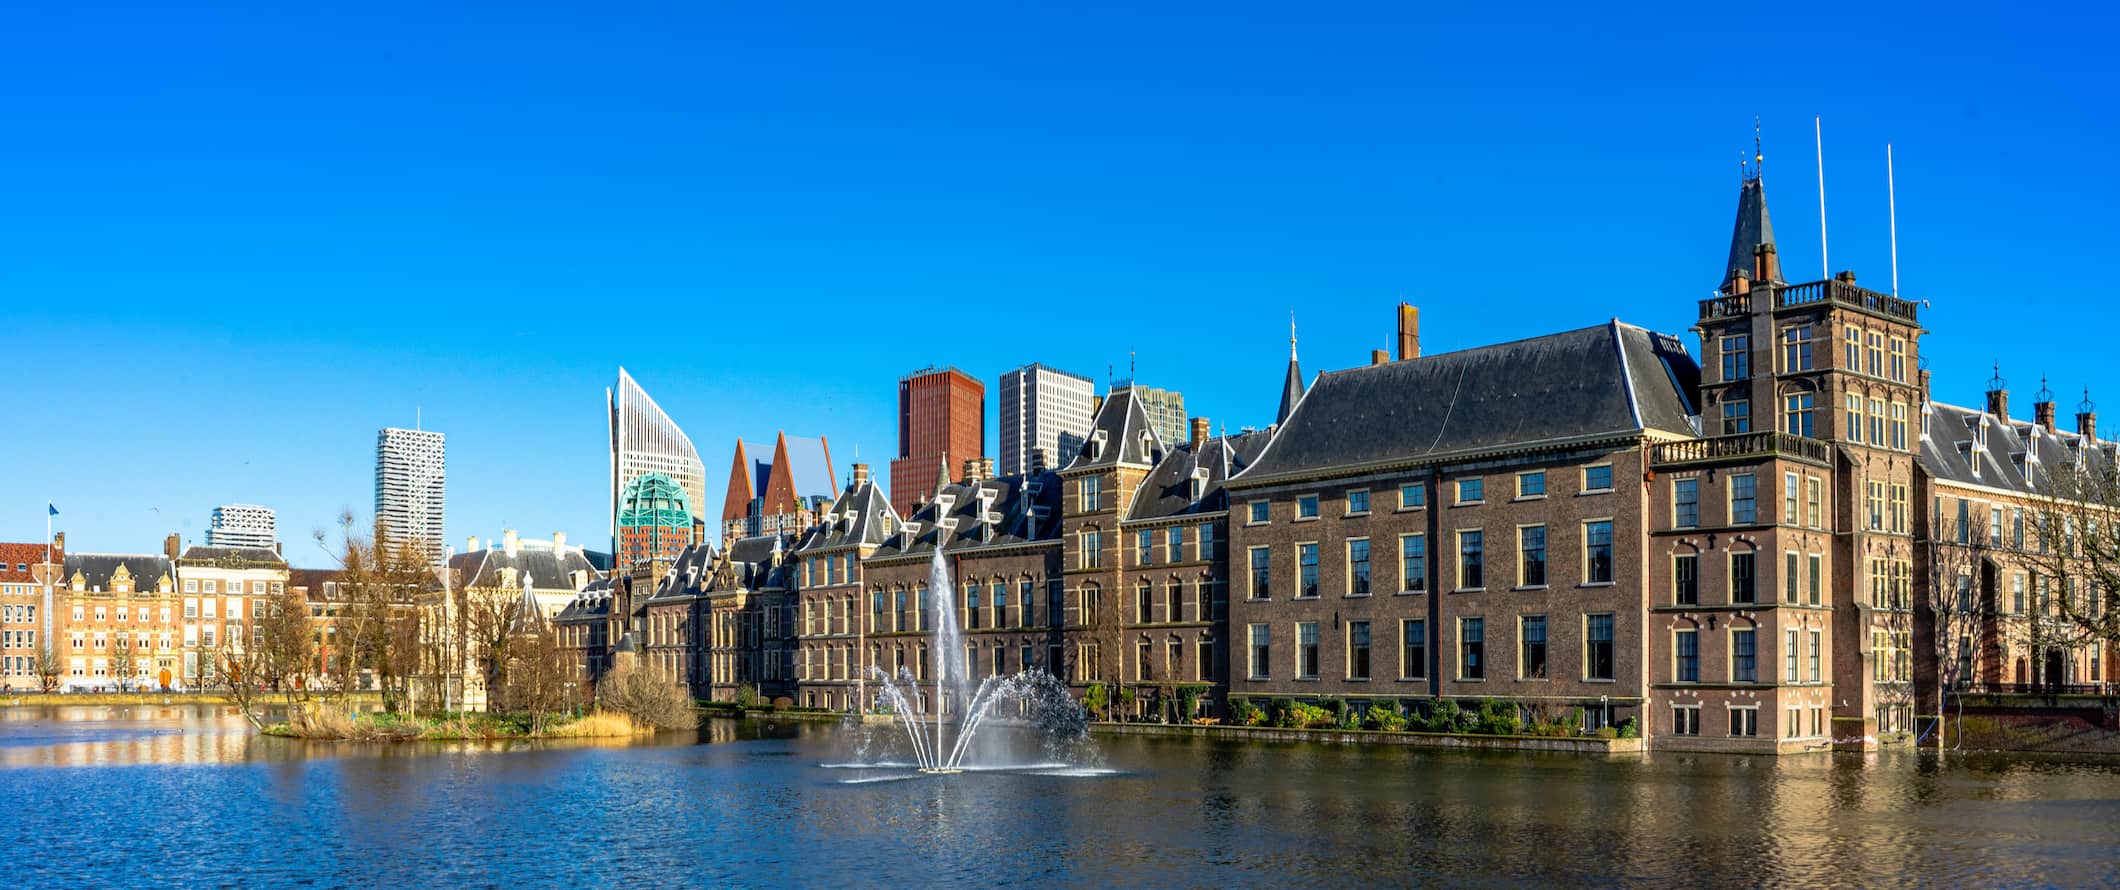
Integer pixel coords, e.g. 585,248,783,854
4,707,2119,886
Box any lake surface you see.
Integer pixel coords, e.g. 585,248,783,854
4,705,2119,887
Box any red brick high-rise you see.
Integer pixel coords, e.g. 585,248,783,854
890,366,985,517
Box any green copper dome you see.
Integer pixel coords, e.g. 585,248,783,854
618,472,692,530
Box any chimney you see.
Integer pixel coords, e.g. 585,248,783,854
2078,389,2098,439
52,531,64,554
979,457,994,479
503,529,519,557
164,533,181,560
1396,303,1420,360
962,458,983,485
467,535,481,553
1190,417,1210,450
2034,377,2057,434
553,531,567,553
1753,243,1780,283
1030,448,1048,474
1986,365,2009,421
852,462,871,490
1370,349,1388,365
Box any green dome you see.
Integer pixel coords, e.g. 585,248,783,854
618,472,692,530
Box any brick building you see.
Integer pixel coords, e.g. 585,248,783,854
790,462,896,711
891,366,985,516
0,537,62,690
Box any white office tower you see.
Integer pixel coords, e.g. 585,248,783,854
999,363,1097,476
609,368,707,538
207,504,277,549
376,427,446,563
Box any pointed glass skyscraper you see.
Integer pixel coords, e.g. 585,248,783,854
608,368,707,546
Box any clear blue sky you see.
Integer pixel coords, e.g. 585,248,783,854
4,2,2114,563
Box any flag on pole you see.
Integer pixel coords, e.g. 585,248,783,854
48,503,59,516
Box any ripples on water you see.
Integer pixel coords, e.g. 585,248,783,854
3,705,2118,887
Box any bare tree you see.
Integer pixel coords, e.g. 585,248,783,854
313,512,434,714
35,647,62,694
2026,461,2120,688
506,621,578,733
1921,506,1997,746
460,582,527,714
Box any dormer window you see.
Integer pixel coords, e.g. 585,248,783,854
1090,430,1108,460
1189,469,1208,502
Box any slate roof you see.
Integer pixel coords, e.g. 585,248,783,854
65,553,174,592
869,469,1063,560
448,542,602,593
286,568,344,600
795,477,898,554
1278,354,1306,426
1234,321,1701,484
707,534,794,592
1128,429,1274,522
175,545,287,568
1725,174,1782,287
1062,387,1163,472
1918,401,2118,492
555,576,620,622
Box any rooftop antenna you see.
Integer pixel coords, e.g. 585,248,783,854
1289,311,1298,360
1815,115,1829,280
1887,143,1901,299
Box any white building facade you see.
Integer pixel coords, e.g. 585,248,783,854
998,363,1096,476
376,427,446,562
207,504,277,549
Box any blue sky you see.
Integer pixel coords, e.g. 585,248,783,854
4,2,2114,562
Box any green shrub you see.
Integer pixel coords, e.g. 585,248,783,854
1178,686,1202,721
1365,703,1408,732
1617,717,1639,739
1285,701,1333,729
1083,683,1109,720
1474,699,1523,735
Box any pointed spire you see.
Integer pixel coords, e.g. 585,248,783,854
1722,121,1783,291
1277,319,1305,426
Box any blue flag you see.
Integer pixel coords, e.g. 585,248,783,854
48,503,58,516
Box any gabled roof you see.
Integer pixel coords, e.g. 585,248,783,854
869,469,1062,559
65,553,174,592
286,568,344,600
1063,386,1162,472
448,541,602,593
1128,429,1274,522
1919,401,2118,493
795,476,898,553
1235,321,1701,484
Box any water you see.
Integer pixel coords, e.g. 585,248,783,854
5,704,2120,886
866,549,1087,773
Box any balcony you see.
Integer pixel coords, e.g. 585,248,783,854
1650,431,1831,468
1697,278,1920,324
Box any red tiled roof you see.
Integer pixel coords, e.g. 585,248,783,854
0,542,57,582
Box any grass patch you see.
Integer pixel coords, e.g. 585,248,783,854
262,706,649,741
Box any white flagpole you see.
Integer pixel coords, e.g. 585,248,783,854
1815,116,1829,280
1888,143,1901,299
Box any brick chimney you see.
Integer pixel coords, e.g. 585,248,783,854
2034,377,2057,434
1753,243,1781,284
1370,349,1388,365
164,533,181,560
553,531,567,553
52,531,64,553
1030,448,1048,474
467,535,481,553
1190,416,1210,449
852,462,871,490
1986,365,2009,421
1396,303,1420,360
503,529,519,557
2077,389,2098,439
962,458,983,485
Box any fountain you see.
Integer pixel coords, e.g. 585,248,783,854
859,549,1088,775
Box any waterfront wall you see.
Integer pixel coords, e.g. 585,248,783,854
1089,721,1643,754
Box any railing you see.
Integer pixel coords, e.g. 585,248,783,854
1650,431,1832,467
1962,682,2116,697
1697,279,1919,323
1778,279,1919,321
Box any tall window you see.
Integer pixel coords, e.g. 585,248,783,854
1729,474,1757,524
1731,551,1757,604
1248,624,1270,679
1786,628,1801,682
1199,524,1216,560
1347,539,1371,595
1168,526,1184,562
1296,622,1319,679
1584,521,1613,584
1723,399,1751,435
1137,529,1154,566
1844,325,1861,368
1867,332,1885,376
1808,554,1823,606
1248,547,1271,599
1846,394,1864,444
1347,621,1371,680
1808,630,1822,682
1675,628,1699,682
1869,397,1886,445
1401,619,1427,679
1401,534,1427,592
967,584,983,630
1135,581,1152,624
1782,325,1814,370
1518,526,1547,587
1733,628,1757,682
1784,393,1815,437
1080,529,1102,569
1867,481,1887,531
1721,335,1749,381
1399,482,1425,509
1298,543,1320,598
1520,616,1548,679
1890,402,1909,450
1806,477,1823,527
1080,476,1103,511
1585,614,1615,680
1459,618,1484,680
1785,552,1800,604
1889,337,1907,381
1459,531,1484,589
1673,479,1699,528
1675,554,1699,605
1784,473,1799,523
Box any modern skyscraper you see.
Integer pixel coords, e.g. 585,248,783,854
206,504,277,549
890,366,984,516
1116,381,1187,447
609,368,707,544
998,363,1095,476
375,427,446,562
